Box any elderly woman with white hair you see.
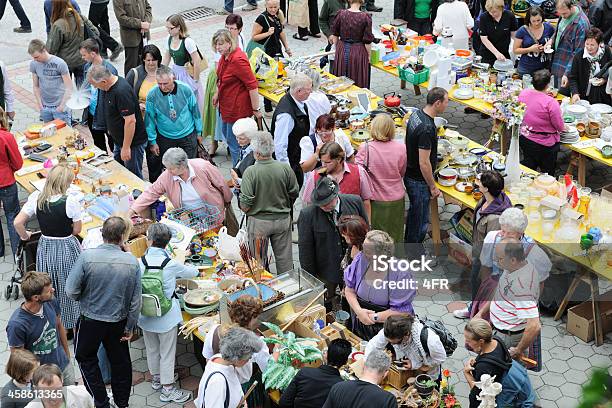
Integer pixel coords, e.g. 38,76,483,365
129,147,232,219
195,326,264,408
470,207,551,319
230,117,259,195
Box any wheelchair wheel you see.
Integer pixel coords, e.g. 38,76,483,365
12,284,19,300
4,284,12,301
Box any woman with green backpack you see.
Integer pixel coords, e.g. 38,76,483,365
138,223,198,404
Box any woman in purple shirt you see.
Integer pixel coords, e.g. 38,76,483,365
344,230,416,340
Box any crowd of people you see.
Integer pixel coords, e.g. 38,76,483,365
0,0,610,406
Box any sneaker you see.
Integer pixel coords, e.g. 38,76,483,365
110,45,124,62
453,308,470,319
242,3,258,11
216,8,231,15
160,387,191,403
151,373,179,390
13,27,32,33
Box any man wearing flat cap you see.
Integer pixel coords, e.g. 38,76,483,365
298,176,368,310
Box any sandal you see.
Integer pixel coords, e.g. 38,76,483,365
293,33,308,41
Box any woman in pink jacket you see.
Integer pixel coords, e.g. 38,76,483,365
355,114,407,243
129,148,232,220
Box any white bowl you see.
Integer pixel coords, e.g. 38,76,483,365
567,104,588,116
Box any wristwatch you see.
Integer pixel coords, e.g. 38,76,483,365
372,313,379,322
253,107,261,112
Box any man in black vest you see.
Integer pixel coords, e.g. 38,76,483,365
0,60,15,121
271,73,312,188
298,176,368,310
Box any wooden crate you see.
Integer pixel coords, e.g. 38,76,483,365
385,365,417,390
319,322,363,349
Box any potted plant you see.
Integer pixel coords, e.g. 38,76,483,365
439,369,461,408
261,322,323,391
415,374,437,397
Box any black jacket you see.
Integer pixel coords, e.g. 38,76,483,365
298,194,368,284
589,0,612,44
468,336,513,408
279,365,343,408
323,380,398,408
568,47,612,105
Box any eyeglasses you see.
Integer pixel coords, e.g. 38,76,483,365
166,25,177,31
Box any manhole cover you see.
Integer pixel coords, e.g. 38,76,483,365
180,6,215,21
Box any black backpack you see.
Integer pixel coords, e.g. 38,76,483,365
419,318,458,357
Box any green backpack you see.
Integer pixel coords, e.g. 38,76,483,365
140,257,173,317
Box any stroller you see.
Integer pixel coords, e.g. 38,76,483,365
4,231,41,300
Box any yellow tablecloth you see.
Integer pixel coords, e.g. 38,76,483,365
14,127,149,238
434,138,611,280
566,136,612,167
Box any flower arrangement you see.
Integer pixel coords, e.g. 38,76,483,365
439,369,461,408
489,88,526,129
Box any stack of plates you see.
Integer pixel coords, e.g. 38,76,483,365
453,88,474,100
560,125,580,144
566,104,588,119
591,104,612,115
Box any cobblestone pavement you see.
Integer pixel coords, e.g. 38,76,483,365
0,0,610,407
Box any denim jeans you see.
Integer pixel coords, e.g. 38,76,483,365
224,0,257,12
468,257,482,312
97,344,111,384
404,177,431,244
40,106,71,124
0,183,20,258
220,119,240,167
0,0,31,28
113,142,147,180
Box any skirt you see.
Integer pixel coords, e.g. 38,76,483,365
171,64,204,114
203,69,218,138
469,274,500,321
36,235,82,329
333,40,371,89
371,199,405,244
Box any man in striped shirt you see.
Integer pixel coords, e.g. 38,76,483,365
475,238,541,360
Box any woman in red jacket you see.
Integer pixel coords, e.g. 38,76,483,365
211,29,262,167
0,108,24,258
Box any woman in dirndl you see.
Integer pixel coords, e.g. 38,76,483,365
162,14,205,113
13,164,82,332
204,14,248,156
344,230,415,341
330,0,374,88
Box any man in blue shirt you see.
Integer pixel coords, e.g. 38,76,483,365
145,65,202,160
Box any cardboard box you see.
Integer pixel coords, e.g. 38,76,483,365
262,321,323,368
126,235,148,258
566,290,612,343
447,233,473,268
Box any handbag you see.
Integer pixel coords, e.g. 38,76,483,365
245,14,272,57
288,0,310,28
185,46,208,79
197,142,216,166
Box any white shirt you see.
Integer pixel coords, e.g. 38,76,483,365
433,1,474,50
299,130,355,164
274,96,308,163
22,192,83,222
365,327,446,378
479,231,551,282
172,163,202,210
305,91,332,134
202,324,270,377
0,61,15,113
195,355,245,408
490,263,540,331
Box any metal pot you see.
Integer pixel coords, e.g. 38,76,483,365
384,92,401,107
337,106,351,121
329,100,338,115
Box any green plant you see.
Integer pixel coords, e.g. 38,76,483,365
418,379,438,388
577,368,611,408
261,322,323,391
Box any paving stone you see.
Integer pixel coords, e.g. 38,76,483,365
538,398,559,408
542,372,566,387
546,359,571,374
555,396,579,408
559,382,583,399
548,346,570,360
563,370,589,385
133,381,156,397
146,394,168,407
538,385,563,402
551,335,578,348
588,354,612,368
567,356,592,371
570,343,596,358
